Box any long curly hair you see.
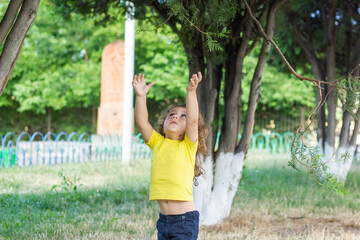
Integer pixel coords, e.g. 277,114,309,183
156,104,208,186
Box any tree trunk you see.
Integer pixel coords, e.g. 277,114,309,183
220,26,251,154
328,68,360,181
47,108,52,133
0,0,40,95
194,0,284,225
0,0,23,44
322,1,337,149
195,33,250,225
320,0,357,182
289,13,327,150
200,60,222,154
92,105,97,130
195,152,245,225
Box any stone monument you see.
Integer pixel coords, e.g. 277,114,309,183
97,40,125,135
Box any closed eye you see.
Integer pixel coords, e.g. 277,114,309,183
181,114,186,118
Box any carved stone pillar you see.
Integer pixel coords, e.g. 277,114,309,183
97,40,125,135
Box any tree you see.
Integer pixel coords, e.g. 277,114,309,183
152,0,289,225
0,0,40,95
281,0,360,183
53,0,287,225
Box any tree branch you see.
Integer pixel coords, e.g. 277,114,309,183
242,0,330,87
151,2,180,36
0,0,40,95
0,0,23,45
237,0,286,153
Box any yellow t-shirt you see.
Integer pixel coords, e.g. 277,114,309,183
145,130,198,201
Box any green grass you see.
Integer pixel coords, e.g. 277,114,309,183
0,160,158,239
0,154,359,239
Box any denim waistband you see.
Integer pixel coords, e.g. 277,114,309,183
159,211,199,223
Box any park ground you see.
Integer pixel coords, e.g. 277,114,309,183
0,153,359,239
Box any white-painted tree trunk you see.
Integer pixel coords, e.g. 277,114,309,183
193,155,213,213
322,142,355,182
193,152,245,225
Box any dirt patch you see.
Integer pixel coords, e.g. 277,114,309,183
200,212,360,239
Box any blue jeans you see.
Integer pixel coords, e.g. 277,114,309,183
156,211,199,240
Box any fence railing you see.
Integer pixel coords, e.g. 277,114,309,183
0,132,151,168
214,131,309,154
1,130,344,168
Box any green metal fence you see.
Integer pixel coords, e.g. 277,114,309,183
0,131,320,168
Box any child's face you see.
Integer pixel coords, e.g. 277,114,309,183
163,107,187,139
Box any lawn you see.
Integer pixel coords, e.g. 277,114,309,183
0,153,359,239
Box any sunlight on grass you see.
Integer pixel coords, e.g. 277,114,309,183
0,159,151,194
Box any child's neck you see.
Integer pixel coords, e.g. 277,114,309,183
165,132,184,141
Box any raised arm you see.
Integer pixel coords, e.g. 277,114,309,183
185,72,202,143
132,73,154,143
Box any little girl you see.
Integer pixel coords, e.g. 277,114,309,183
132,72,207,240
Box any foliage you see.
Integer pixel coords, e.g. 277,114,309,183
0,0,121,113
135,21,210,126
49,0,126,24
51,172,83,201
0,1,191,132
242,51,315,113
338,75,360,120
0,106,96,135
164,0,237,51
0,0,317,134
135,20,189,104
51,172,82,192
288,76,360,195
269,0,359,75
289,133,350,195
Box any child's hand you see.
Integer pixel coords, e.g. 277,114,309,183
132,73,154,97
186,72,202,92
